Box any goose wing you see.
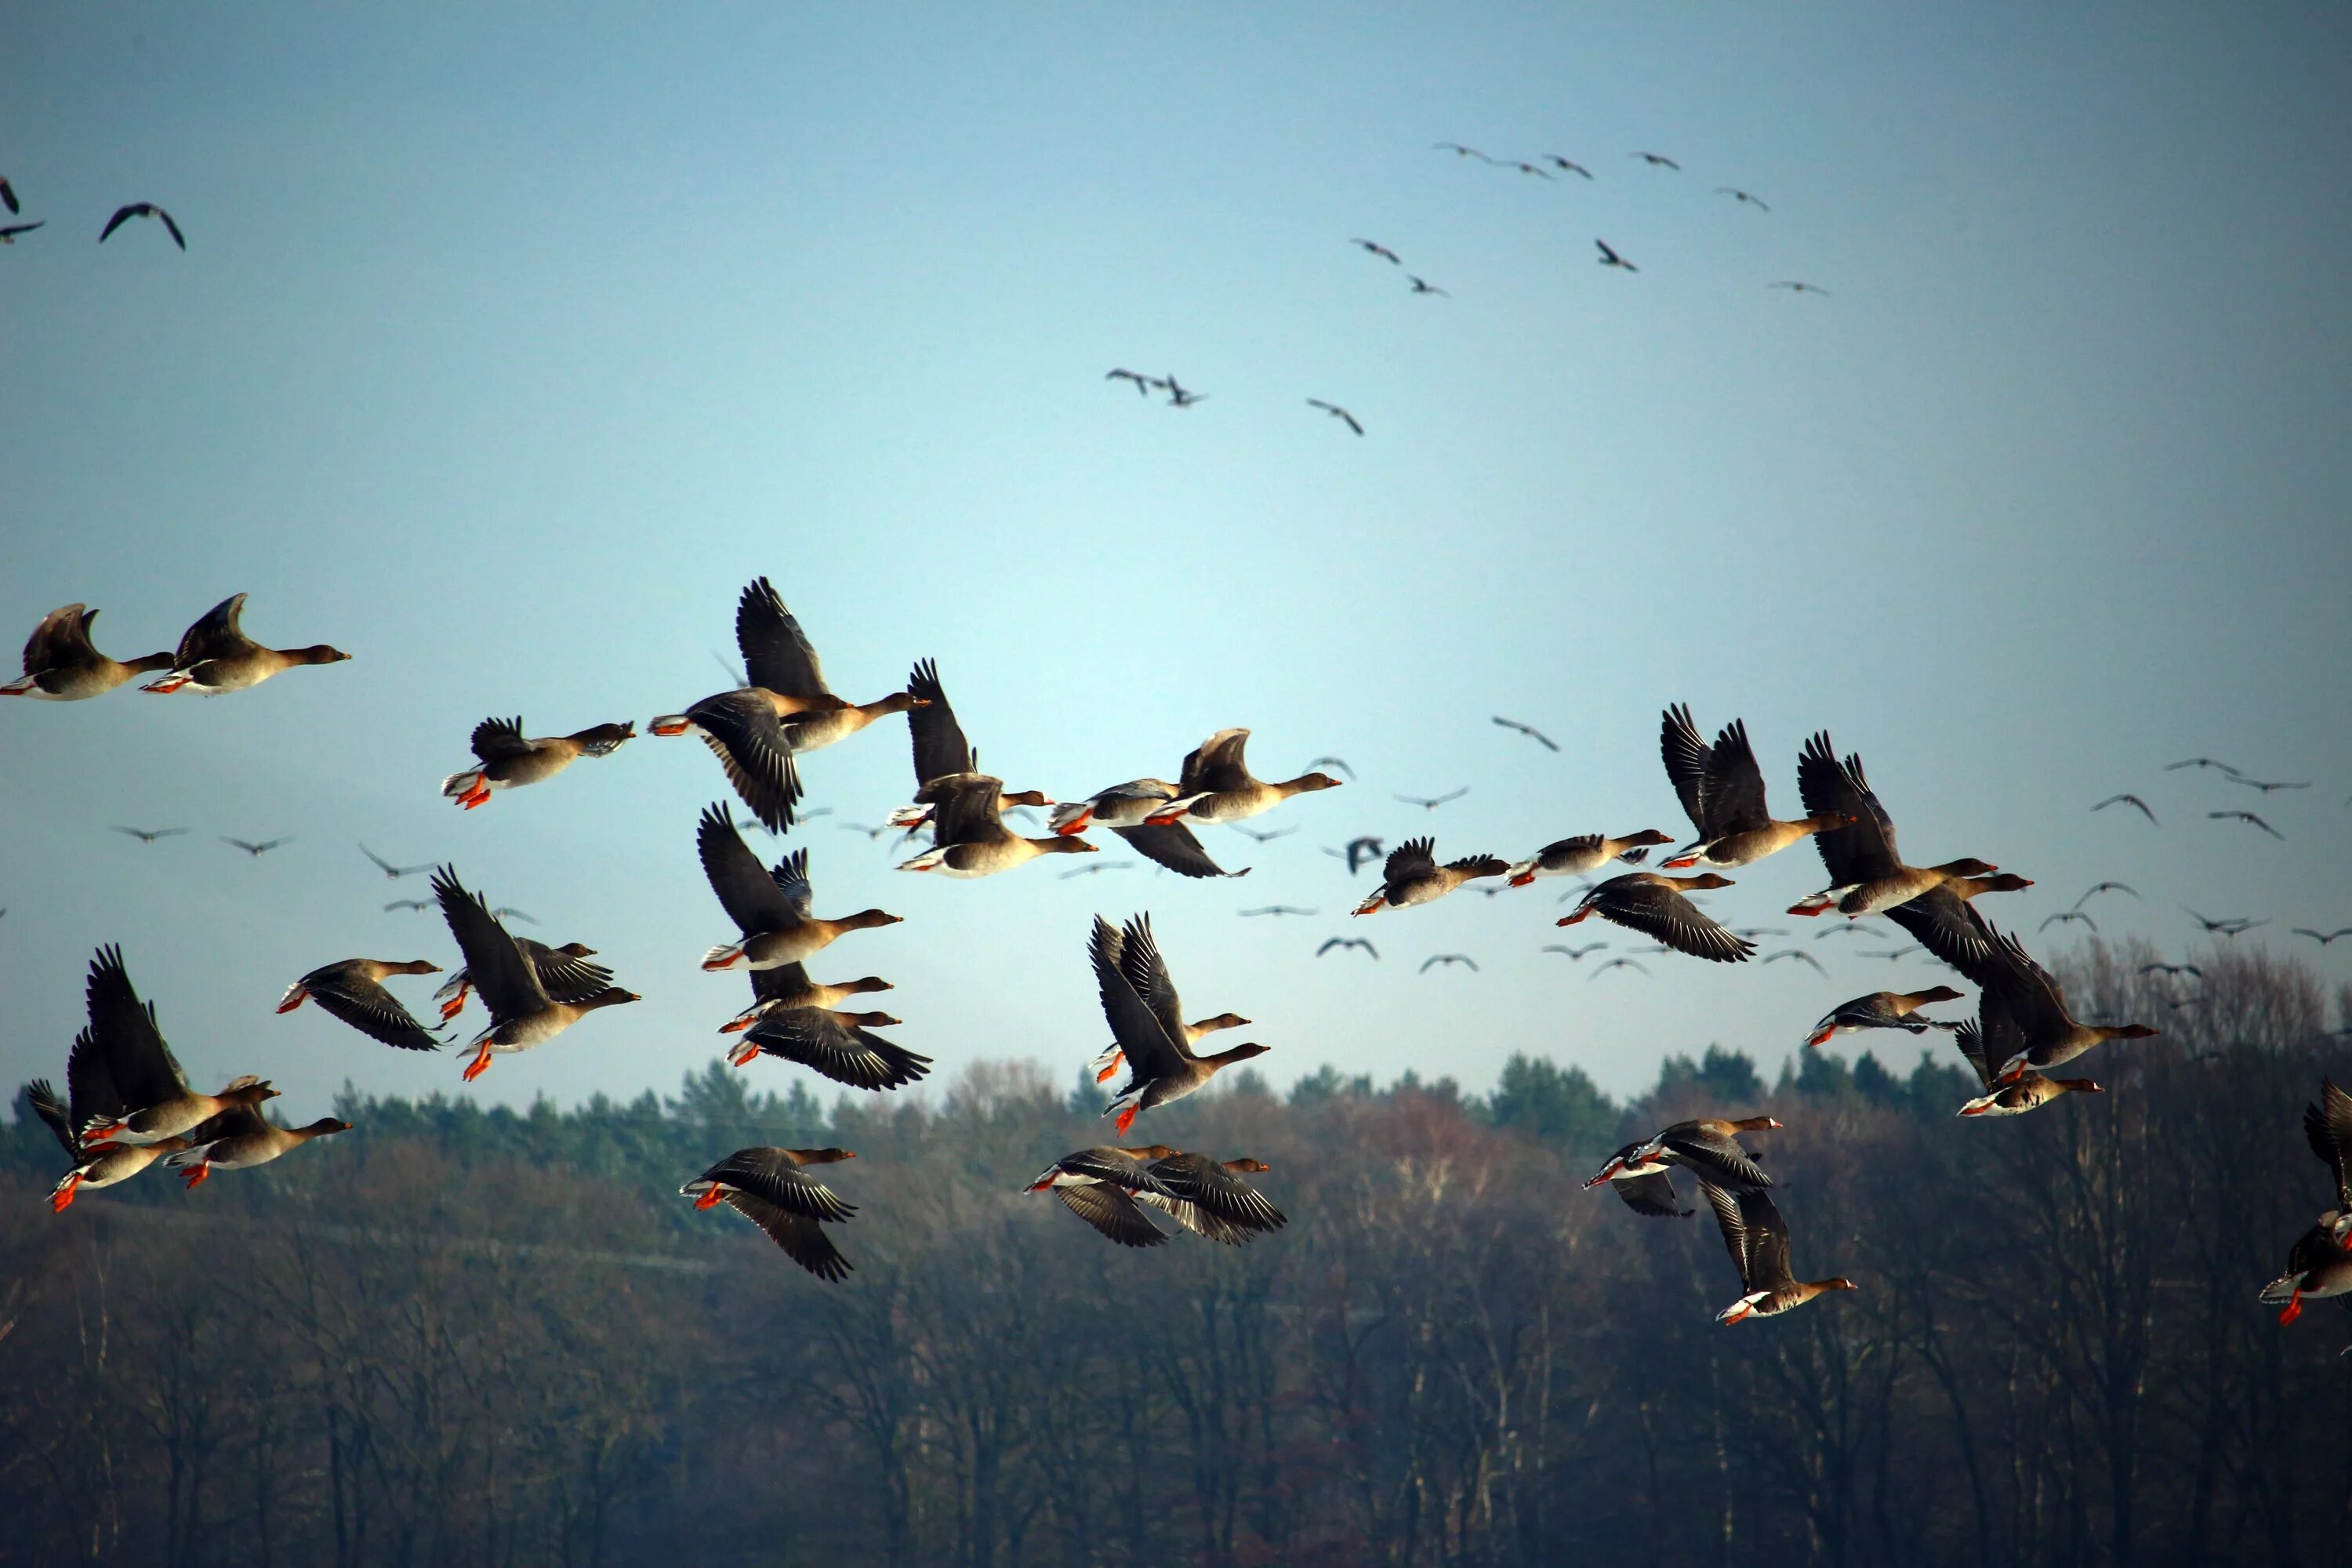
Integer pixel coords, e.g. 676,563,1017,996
735,577,831,699
1661,705,1711,832
1798,732,1900,884
2306,1077,2352,1211
468,716,533,763
85,946,188,1111
1613,1171,1692,1218
905,658,971,787
1112,822,1243,879
1115,914,1191,1055
719,1192,852,1279
1701,719,1772,835
430,868,550,1021
1092,917,1187,1081
172,593,252,669
307,974,442,1052
1180,728,1254,793
744,1008,931,1091
1594,878,1754,963
1055,1181,1171,1247
686,690,804,833
698,803,796,932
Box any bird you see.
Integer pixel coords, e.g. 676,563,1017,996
2165,757,2241,777
2183,906,2264,935
1491,715,1559,752
1317,937,1378,960
1950,1012,2104,1120
71,946,279,1152
2233,777,2311,793
644,584,824,830
1791,732,2016,919
699,806,902,971
1306,756,1356,780
1239,906,1316,918
1862,946,1922,962
1142,728,1344,827
1328,836,1386,875
1762,949,1828,975
1028,1146,1181,1248
0,176,16,212
1094,916,1269,1136
731,1003,930,1089
1701,1185,1857,1323
434,940,612,1022
1060,861,1135,879
1768,281,1831,296
1595,238,1637,271
1592,957,1651,979
2292,928,2352,946
1660,706,1849,870
1350,238,1403,264
1419,954,1479,975
2259,1079,2352,1323
111,826,188,844
887,659,1054,834
4,604,174,699
896,774,1098,877
1433,143,1496,162
1507,830,1671,887
164,1104,351,1189
384,898,433,913
1559,873,1753,963
1229,824,1297,844
1130,1153,1286,1245
1393,787,1469,810
2140,963,2203,979
276,959,445,1051
1716,187,1769,210
2092,794,2159,824
1584,1116,1779,1220
221,837,293,858
1406,275,1449,296
837,822,897,840
2209,810,2285,840
1733,927,1791,939
1631,151,1682,169
0,220,44,244
1084,939,1250,1087
1354,837,1509,914
430,866,638,1081
1947,923,2158,1083
1163,376,1208,408
1543,943,1606,961
142,593,350,695
99,202,185,249
684,1148,858,1281
1047,771,1243,877
1306,399,1364,436
360,844,432,879
1105,368,1156,397
1806,987,1965,1048
2075,882,2140,907
2041,911,2098,934
1544,154,1594,178
660,579,922,758
440,716,635,809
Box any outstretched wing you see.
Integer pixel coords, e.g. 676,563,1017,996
736,578,831,699
905,659,972,787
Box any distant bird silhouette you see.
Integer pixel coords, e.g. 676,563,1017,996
1544,154,1593,179
361,844,432,880
0,176,16,214
1240,906,1316,918
2168,995,2212,1011
2183,906,2263,935
1631,152,1681,169
1769,281,1830,296
1351,238,1403,265
1592,957,1651,979
1508,161,1555,180
1316,937,1377,960
1861,947,1920,961
2092,793,2158,824
2075,882,2140,909
1306,756,1356,780
1491,716,1559,752
1595,238,1637,271
837,822,897,840
100,202,185,249
1716,187,1769,210
2292,927,2352,946
1230,823,1298,844
2232,777,2311,793
222,837,292,858
1420,953,1479,975
1105,368,1156,397
385,898,434,913
1326,836,1385,875
2041,911,2098,934
1406,275,1449,296
1432,143,1496,162
1306,399,1364,436
2210,810,2284,840
2165,757,2241,777
1762,949,1828,975
1731,927,1791,940
2140,963,2202,979
711,649,748,687
1395,787,1469,810
111,826,187,844
1059,861,1135,880
1544,943,1607,961
0,221,43,245
1814,923,1882,941
1164,377,1207,408
490,907,539,925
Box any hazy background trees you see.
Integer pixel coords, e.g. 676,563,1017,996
3,940,2346,1567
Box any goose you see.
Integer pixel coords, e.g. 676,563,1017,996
1028,1145,1182,1248
1595,238,1637,270
698,805,901,968
1807,987,1965,1048
1490,715,1557,750
1088,914,1251,1083
1584,1116,1780,1217
1507,829,1671,887
1094,916,1268,1136
1544,154,1594,178
165,1105,350,1188
1951,1018,2101,1118
1134,1153,1286,1245
142,593,349,694
1316,937,1378,960
1353,837,1508,913
431,867,637,1080
434,940,612,1021
360,844,432,878
114,826,189,844
1142,728,1343,826
99,201,185,249
1307,398,1364,436
720,962,893,1035
3,604,173,699
441,716,634,808
1702,1185,1857,1323
2092,794,2158,824
729,1004,930,1088
1350,238,1403,264
1047,771,1243,880
1659,706,1849,869
1947,922,2156,1083
1558,873,1753,963
1716,187,1769,210
72,946,279,1148
895,773,1097,877
662,577,922,756
275,959,444,1051
684,1148,858,1281
1790,732,2009,917
2263,1080,2352,1323
25,1073,193,1212
884,659,1052,833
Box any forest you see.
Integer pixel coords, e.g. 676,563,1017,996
2,938,2347,1568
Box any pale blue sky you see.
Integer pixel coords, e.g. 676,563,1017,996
5,2,2348,1119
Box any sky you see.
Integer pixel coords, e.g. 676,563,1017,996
4,2,2350,1127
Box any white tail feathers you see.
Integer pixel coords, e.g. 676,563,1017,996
441,769,487,799
702,945,748,971
2259,1272,2302,1304
885,804,929,827
895,850,946,873
1047,802,1091,833
162,1143,218,1170
1,673,38,695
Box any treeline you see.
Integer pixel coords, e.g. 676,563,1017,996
1,940,2347,1568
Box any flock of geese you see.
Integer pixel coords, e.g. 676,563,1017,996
13,575,2345,1328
